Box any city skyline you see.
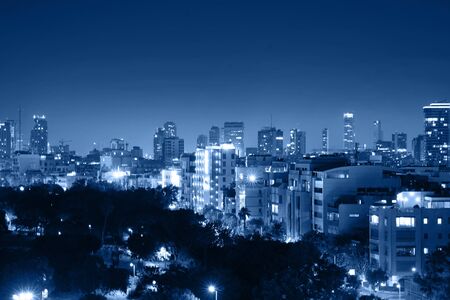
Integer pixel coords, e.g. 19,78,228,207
0,104,440,156
2,1,450,154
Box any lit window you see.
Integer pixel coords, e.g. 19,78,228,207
423,248,429,254
423,218,428,224
396,217,415,227
437,218,442,225
370,215,379,224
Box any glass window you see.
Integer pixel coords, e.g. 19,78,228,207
424,248,429,254
423,218,428,224
370,215,379,224
437,217,442,225
396,217,415,227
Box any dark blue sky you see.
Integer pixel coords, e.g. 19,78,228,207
1,0,450,155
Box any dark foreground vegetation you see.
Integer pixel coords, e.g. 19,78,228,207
0,182,446,299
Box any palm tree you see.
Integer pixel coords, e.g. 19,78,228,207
238,207,250,233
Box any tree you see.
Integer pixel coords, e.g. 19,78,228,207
414,245,450,299
0,210,8,232
366,268,388,290
238,207,250,233
128,232,157,259
268,221,285,241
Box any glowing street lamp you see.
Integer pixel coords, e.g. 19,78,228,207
208,285,218,300
398,283,401,300
12,292,34,300
130,262,136,277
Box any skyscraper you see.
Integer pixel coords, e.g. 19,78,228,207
343,112,355,151
163,137,184,165
30,115,48,155
163,121,177,138
208,126,220,145
196,134,208,149
287,129,306,159
257,127,284,157
373,120,383,148
153,127,165,161
322,128,329,154
412,135,426,165
0,121,12,159
223,122,244,157
423,102,450,166
392,132,407,152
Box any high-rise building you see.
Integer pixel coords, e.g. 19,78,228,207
423,102,450,166
0,121,12,159
287,129,306,159
257,127,284,157
196,134,208,149
392,132,407,152
193,144,236,210
30,115,48,155
110,138,126,150
223,122,244,157
412,135,426,165
153,127,165,161
162,137,184,165
322,128,329,154
343,112,355,151
373,120,383,148
163,121,177,138
209,126,220,145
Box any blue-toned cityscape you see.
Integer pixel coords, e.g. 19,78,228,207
1,1,450,299
0,103,449,299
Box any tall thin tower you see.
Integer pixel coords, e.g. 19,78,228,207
18,106,22,151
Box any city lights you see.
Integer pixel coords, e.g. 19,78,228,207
0,1,448,300
208,285,218,300
12,292,34,300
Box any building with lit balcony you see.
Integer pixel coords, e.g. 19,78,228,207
369,191,450,281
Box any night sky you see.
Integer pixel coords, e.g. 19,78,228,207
1,0,450,155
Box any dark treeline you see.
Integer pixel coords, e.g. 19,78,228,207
0,182,359,299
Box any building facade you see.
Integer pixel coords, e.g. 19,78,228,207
343,112,355,151
30,115,48,155
223,122,244,157
370,192,450,281
257,127,284,157
423,102,450,166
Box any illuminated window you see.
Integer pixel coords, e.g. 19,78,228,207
370,215,379,224
423,248,429,254
423,218,428,224
437,217,442,225
271,204,279,214
396,217,415,227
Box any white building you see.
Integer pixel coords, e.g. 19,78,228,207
193,144,236,211
370,192,450,281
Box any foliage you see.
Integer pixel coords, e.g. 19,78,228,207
414,244,450,299
365,269,388,289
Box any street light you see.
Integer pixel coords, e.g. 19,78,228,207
12,292,34,300
130,262,135,277
398,283,401,300
208,285,218,300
